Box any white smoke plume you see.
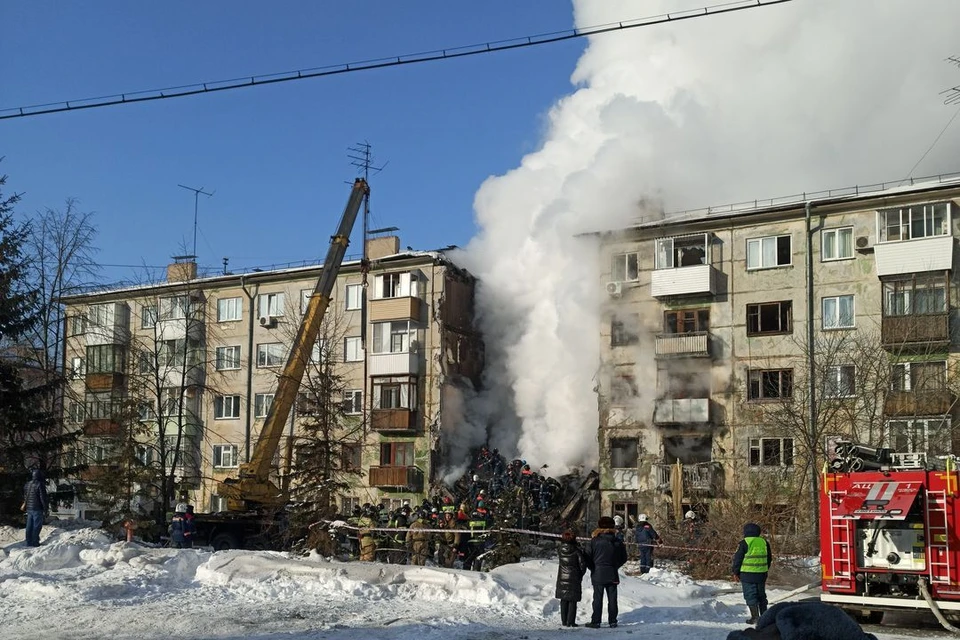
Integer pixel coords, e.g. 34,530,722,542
453,0,960,474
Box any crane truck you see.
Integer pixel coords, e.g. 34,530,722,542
820,440,960,627
189,178,369,550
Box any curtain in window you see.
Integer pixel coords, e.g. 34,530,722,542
838,296,854,326
837,229,852,257
761,237,777,266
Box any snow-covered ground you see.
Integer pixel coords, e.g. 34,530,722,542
0,524,945,640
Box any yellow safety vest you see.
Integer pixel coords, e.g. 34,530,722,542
741,536,769,574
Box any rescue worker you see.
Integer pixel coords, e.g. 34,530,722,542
357,505,378,561
634,513,661,574
438,511,461,568
732,521,772,625
440,495,456,517
464,502,492,570
405,509,432,566
169,503,195,549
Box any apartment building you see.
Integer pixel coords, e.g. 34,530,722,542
597,176,960,526
59,236,482,517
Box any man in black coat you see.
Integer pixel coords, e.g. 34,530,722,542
23,468,49,547
583,516,628,628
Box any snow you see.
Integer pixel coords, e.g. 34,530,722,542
0,525,944,640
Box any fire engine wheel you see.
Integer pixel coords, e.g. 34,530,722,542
210,533,240,551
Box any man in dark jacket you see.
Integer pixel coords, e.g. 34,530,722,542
634,514,661,574
23,468,49,547
555,530,587,627
732,522,773,624
583,516,628,628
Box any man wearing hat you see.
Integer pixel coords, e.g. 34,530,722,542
583,515,628,628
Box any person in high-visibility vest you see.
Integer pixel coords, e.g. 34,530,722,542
731,522,772,625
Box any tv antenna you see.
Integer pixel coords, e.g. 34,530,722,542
347,141,387,274
178,184,214,258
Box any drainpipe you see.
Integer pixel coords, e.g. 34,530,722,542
240,276,258,463
805,201,819,546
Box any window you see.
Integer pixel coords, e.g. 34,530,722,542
67,314,86,336
372,321,413,354
138,351,153,374
215,345,241,370
138,401,155,421
67,401,84,423
214,395,241,419
372,376,415,410
610,316,639,346
610,374,638,404
610,438,638,469
159,338,201,368
256,343,285,367
746,301,792,335
86,344,124,374
341,443,362,471
379,442,415,467
747,369,793,401
611,252,639,282
210,495,227,513
300,289,312,314
824,365,856,398
258,292,285,318
381,272,401,298
373,272,418,299
254,393,274,418
746,235,791,270
341,496,360,515
822,295,855,329
70,356,86,380
878,202,950,243
342,389,363,414
882,275,948,316
821,227,854,261
297,391,321,416
891,361,946,392
310,340,326,364
749,437,794,467
85,392,116,420
345,284,362,310
655,234,707,269
217,297,242,322
160,387,199,418
141,305,158,329
886,418,950,456
88,303,110,328
160,295,192,320
664,309,709,334
213,444,238,468
343,336,363,362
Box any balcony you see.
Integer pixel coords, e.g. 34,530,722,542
653,398,710,424
83,418,122,437
370,297,422,322
884,390,955,417
85,303,131,346
371,408,417,433
882,314,950,350
85,372,125,392
875,235,953,277
655,332,710,358
651,264,717,298
369,351,420,376
653,461,722,496
368,465,423,491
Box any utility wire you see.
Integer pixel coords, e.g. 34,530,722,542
0,0,793,121
904,104,960,181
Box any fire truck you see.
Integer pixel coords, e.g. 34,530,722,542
820,440,960,625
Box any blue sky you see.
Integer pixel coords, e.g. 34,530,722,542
2,1,584,282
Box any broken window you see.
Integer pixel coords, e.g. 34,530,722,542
664,309,709,334
611,315,640,346
610,374,638,404
746,301,792,335
747,369,793,401
609,438,638,469
611,252,639,282
655,234,708,269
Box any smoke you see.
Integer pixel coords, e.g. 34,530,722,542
453,0,960,474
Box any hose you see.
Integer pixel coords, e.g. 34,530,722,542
769,581,822,605
919,576,960,634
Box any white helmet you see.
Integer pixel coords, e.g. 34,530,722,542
175,502,189,514
613,515,623,526
685,510,696,520
637,513,648,522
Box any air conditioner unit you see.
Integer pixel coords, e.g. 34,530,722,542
855,236,870,249
259,315,276,328
605,282,623,298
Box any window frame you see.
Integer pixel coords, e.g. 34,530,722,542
217,297,243,322
343,336,363,362
256,342,285,368
610,316,640,347
611,252,640,282
885,417,950,456
257,292,286,318
655,233,708,270
747,368,794,401
254,393,275,419
379,441,415,467
342,389,363,415
372,376,416,410
345,284,362,311
822,294,856,330
609,438,639,469
664,308,710,335
821,227,854,261
341,443,362,471
141,304,158,329
748,437,795,468
70,356,86,380
746,235,792,270
877,202,951,243
746,301,793,336
890,360,947,392
213,394,242,420
215,345,241,371
213,443,239,468
824,364,856,398
882,274,948,317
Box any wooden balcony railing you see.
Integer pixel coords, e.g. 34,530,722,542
882,314,949,349
884,390,955,416
371,409,417,433
368,465,423,491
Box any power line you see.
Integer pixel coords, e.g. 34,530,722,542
904,104,960,181
0,0,793,121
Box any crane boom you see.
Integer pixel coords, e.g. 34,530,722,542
218,178,369,511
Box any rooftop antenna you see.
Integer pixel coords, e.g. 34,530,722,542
178,184,214,258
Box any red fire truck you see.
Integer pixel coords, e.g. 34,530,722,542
820,441,960,624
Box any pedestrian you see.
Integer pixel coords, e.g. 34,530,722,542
183,504,196,548
634,513,661,574
732,521,772,624
583,515,628,628
169,503,195,549
23,468,48,547
555,530,587,627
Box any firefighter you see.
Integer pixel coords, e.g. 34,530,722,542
357,505,378,561
406,509,433,565
437,511,461,568
732,522,772,625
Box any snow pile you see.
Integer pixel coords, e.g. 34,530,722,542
0,526,942,639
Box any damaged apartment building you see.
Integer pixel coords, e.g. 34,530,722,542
597,175,960,528
59,235,482,518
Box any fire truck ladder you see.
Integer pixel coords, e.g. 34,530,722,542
925,489,951,585
828,490,853,588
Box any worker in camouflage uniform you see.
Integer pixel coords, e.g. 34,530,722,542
357,505,378,561
406,509,433,565
437,511,461,568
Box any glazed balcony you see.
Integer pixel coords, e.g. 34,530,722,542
653,398,711,424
